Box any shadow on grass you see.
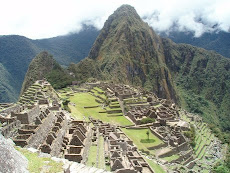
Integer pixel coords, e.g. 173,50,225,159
140,139,155,143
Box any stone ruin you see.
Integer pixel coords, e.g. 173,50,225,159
90,118,154,173
99,83,137,101
0,80,92,166
88,82,201,170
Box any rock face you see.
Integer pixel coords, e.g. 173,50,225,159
72,5,177,102
0,134,28,173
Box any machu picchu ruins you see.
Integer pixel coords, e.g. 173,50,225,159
0,79,226,173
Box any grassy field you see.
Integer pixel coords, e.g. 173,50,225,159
68,93,133,126
16,147,63,173
122,128,163,155
145,158,166,173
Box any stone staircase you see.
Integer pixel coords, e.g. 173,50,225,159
60,157,111,173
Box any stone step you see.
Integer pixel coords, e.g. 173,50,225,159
67,161,111,173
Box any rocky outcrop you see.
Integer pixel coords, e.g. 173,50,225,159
0,134,28,173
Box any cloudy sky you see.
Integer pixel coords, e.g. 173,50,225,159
1,0,229,39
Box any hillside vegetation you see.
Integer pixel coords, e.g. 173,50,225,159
162,39,230,133
0,26,98,102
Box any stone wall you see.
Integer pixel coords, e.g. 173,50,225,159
176,142,189,152
150,127,164,141
0,120,21,138
11,105,40,124
0,104,21,115
158,148,178,158
147,143,168,150
50,117,68,156
27,111,56,149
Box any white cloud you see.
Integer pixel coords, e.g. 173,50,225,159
0,0,229,39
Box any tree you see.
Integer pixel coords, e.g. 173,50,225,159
146,130,150,141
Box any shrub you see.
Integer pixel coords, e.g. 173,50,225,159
140,117,155,124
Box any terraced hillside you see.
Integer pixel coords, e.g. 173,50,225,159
56,82,225,173
58,86,133,126
19,81,58,106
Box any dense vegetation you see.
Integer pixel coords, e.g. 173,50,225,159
0,25,98,102
162,40,230,131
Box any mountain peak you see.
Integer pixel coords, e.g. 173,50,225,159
113,4,139,17
107,4,141,25
86,5,177,101
88,4,146,60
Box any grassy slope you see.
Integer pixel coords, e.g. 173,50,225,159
162,155,180,162
98,136,105,169
68,92,132,126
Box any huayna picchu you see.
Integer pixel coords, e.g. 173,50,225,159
0,4,229,173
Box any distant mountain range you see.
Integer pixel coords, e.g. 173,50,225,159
161,30,230,58
0,25,99,102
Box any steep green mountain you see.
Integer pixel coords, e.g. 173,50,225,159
70,5,230,134
0,26,98,102
70,5,177,102
161,31,230,58
21,51,73,95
